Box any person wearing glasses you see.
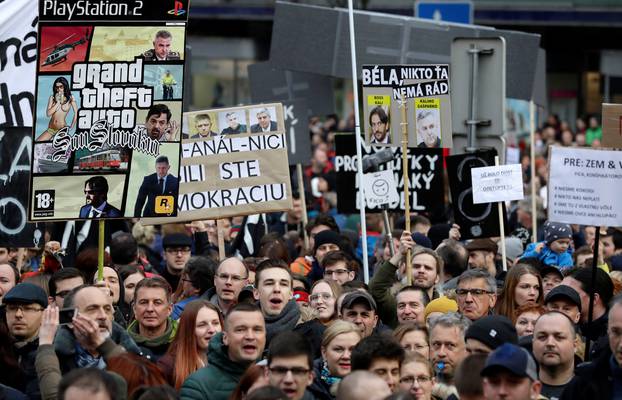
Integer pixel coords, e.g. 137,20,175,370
160,233,192,291
309,279,342,326
79,176,122,218
200,257,249,315
266,331,315,400
455,269,498,322
321,251,357,287
47,268,85,308
4,283,48,399
398,353,437,400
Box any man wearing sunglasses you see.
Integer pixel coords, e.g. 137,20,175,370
48,268,85,308
79,176,121,218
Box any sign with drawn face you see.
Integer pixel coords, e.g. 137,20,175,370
362,170,400,208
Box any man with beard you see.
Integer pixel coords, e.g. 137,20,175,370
369,106,390,144
4,284,47,398
145,104,178,141
532,312,575,400
370,231,440,328
79,176,121,218
49,285,140,374
465,239,499,278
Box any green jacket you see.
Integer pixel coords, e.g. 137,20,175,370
127,318,178,361
369,260,400,328
180,332,254,400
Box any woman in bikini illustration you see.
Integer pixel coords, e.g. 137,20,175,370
38,77,77,141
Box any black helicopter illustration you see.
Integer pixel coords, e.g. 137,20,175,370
42,28,91,67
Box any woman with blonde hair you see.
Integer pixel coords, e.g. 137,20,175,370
393,322,429,358
309,320,362,400
495,263,543,321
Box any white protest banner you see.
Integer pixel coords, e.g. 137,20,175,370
548,146,622,226
362,170,399,208
471,164,524,204
143,103,293,224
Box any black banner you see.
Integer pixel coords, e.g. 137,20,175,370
0,128,44,247
446,149,508,240
283,99,312,166
39,0,189,22
334,134,443,213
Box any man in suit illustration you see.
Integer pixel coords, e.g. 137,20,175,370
250,108,277,133
79,176,122,218
134,155,179,217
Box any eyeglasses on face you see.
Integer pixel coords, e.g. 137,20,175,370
165,247,191,254
216,273,247,282
5,304,44,314
399,375,431,386
455,288,493,297
268,366,310,378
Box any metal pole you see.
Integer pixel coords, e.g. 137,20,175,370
584,227,601,361
530,101,537,242
467,44,479,150
347,0,370,283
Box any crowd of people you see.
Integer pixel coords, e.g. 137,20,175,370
2,112,621,400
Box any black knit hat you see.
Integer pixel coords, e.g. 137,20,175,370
313,230,341,254
465,315,518,350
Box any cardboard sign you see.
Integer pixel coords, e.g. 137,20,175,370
29,0,188,221
446,150,508,239
362,65,453,149
548,146,622,226
362,170,400,208
334,134,443,213
601,103,622,148
143,103,293,224
471,164,524,204
0,128,44,247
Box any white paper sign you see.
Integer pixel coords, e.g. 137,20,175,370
548,146,622,226
471,164,524,204
362,170,399,207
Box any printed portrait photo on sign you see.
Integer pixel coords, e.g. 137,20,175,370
88,26,185,62
135,102,182,142
249,106,278,133
31,174,126,220
416,98,441,148
186,112,219,139
125,143,180,218
218,109,248,135
367,95,391,145
35,75,80,142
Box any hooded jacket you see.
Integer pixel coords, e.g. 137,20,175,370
180,332,255,400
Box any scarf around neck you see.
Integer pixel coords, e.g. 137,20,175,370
264,299,300,343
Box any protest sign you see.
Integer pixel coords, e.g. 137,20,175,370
601,103,622,148
0,127,44,247
29,0,188,221
143,103,293,224
446,150,508,239
548,146,622,226
0,1,37,128
362,170,400,208
471,164,524,204
334,134,443,213
283,99,312,165
361,64,453,149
